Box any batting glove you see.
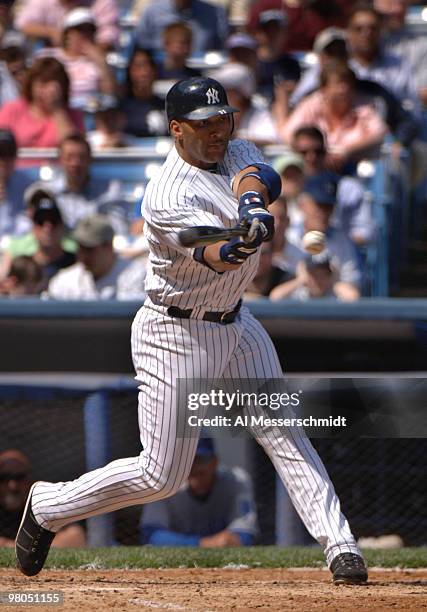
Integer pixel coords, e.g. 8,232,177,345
238,191,275,242
219,218,265,265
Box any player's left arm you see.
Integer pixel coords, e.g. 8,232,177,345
233,162,281,240
202,164,281,273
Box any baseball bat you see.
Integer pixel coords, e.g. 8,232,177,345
178,225,249,248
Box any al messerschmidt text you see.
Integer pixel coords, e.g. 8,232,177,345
188,415,347,427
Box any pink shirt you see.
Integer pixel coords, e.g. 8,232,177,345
14,0,119,47
0,98,84,148
282,91,388,156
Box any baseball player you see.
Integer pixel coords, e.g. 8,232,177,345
15,77,367,585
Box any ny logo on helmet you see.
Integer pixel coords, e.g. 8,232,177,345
206,88,220,104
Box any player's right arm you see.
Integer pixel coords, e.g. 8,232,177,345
202,241,242,273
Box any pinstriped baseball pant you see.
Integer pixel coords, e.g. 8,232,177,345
32,301,360,565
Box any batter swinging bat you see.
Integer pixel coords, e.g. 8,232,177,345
178,225,249,248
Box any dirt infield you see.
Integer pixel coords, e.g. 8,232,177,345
1,568,427,611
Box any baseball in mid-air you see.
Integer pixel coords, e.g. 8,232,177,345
302,230,326,254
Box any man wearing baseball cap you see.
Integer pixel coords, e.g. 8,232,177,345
286,171,362,300
47,214,147,299
2,191,76,287
140,436,258,547
290,27,347,107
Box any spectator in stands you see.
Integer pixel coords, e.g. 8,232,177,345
14,0,119,51
6,197,76,287
47,214,147,299
346,3,420,114
288,29,419,152
209,63,280,145
86,93,130,149
135,0,228,53
0,58,18,106
266,192,306,285
140,437,258,547
375,0,427,107
0,449,86,547
0,35,27,93
252,8,300,106
157,22,200,80
32,133,133,235
225,32,258,73
281,61,388,171
0,0,23,105
290,27,347,107
0,255,43,296
0,57,84,153
247,0,349,53
274,151,305,203
1,187,76,280
36,8,116,109
285,172,362,299
120,48,168,138
292,126,375,245
0,129,34,238
270,252,357,301
271,152,305,251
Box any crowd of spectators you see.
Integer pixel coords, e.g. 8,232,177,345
0,0,426,302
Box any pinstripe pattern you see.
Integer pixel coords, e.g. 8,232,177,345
30,138,360,567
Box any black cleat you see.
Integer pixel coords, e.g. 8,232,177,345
15,482,55,577
330,553,368,585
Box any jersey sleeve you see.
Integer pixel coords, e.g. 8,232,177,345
222,139,266,189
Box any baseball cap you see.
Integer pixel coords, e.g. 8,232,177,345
209,63,256,99
313,27,346,55
305,251,332,271
273,152,304,175
0,30,26,50
72,215,114,247
0,128,17,157
303,172,338,205
195,437,216,461
33,198,63,225
225,32,258,51
258,9,287,26
62,7,96,31
24,185,55,208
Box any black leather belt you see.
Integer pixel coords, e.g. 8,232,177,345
167,300,242,325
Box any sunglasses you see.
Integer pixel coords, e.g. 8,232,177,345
0,472,28,482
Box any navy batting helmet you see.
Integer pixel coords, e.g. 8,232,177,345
165,77,238,123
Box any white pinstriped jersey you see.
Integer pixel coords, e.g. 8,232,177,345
142,139,265,310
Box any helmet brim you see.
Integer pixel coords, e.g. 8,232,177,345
180,105,239,120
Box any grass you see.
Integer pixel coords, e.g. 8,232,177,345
1,546,427,571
